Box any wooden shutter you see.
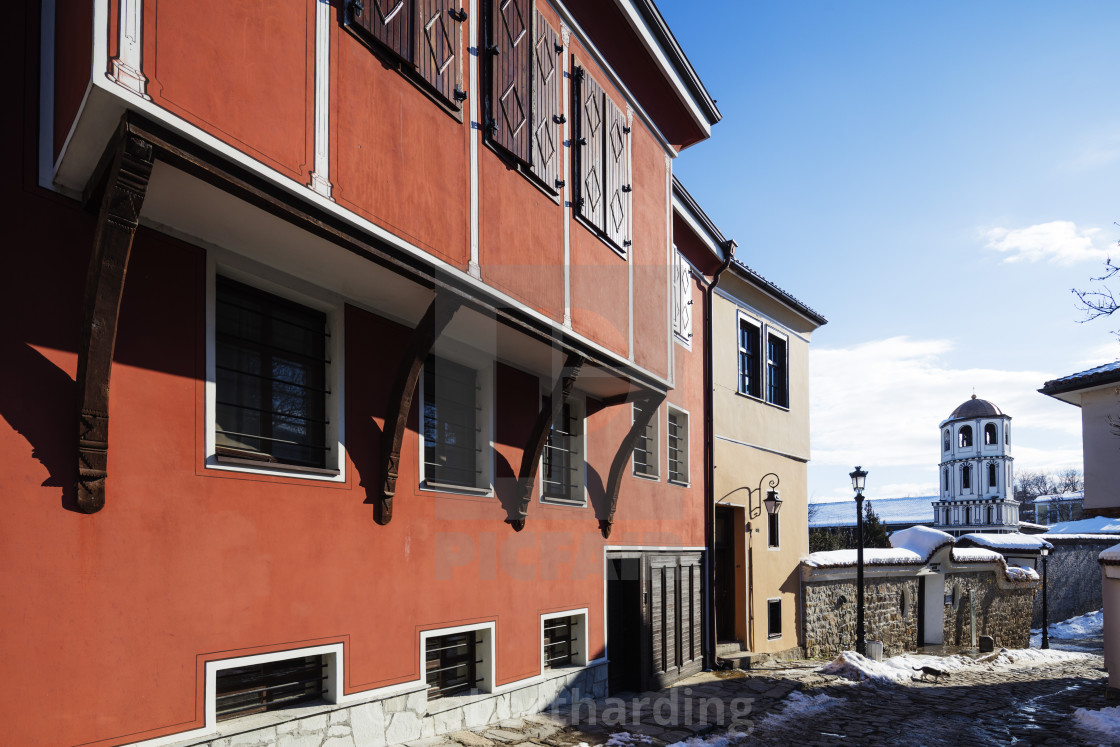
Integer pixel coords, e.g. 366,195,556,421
530,12,561,191
490,0,532,164
417,0,464,108
575,63,605,232
604,95,628,247
352,0,414,62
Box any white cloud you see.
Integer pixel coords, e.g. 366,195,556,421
983,221,1109,265
809,336,1083,490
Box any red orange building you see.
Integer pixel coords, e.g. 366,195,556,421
2,1,744,745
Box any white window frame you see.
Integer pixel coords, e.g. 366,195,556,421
632,400,660,480
666,404,690,487
766,597,782,639
765,327,789,409
204,254,346,482
420,621,495,699
540,608,589,673
767,509,780,550
539,391,587,506
418,346,494,496
206,644,343,729
672,248,693,348
736,312,762,399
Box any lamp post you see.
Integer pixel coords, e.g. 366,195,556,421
1040,546,1050,649
850,466,868,656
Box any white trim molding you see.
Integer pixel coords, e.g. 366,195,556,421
106,0,150,99
309,0,333,198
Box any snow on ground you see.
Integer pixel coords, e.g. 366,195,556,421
1074,705,1120,742
820,647,1092,684
1046,515,1120,535
747,690,841,733
1030,608,1103,648
663,731,749,747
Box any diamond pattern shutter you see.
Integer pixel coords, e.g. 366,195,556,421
604,95,628,247
353,0,414,63
417,0,463,109
575,62,605,232
530,12,561,191
490,0,532,164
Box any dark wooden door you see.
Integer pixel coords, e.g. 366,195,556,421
645,552,703,690
714,506,737,643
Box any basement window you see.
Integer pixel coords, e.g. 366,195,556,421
542,611,588,671
215,655,326,722
422,625,493,700
767,599,782,639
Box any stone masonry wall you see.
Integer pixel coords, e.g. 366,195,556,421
190,663,608,747
943,572,1035,649
803,577,918,659
1031,538,1113,628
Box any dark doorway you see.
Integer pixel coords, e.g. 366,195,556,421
714,506,737,643
607,557,642,693
917,576,926,646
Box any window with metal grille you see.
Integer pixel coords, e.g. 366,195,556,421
672,250,693,344
215,655,326,722
632,400,659,479
737,318,761,398
667,408,689,485
215,277,330,469
543,615,577,669
542,397,582,503
767,599,781,639
425,632,479,699
423,355,482,489
767,510,779,549
766,333,788,407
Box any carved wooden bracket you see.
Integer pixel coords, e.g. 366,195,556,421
599,391,665,538
376,295,461,524
507,354,583,531
75,131,155,513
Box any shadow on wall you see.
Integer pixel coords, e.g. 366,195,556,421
0,337,79,511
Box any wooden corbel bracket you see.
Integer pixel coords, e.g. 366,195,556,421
75,129,155,513
376,295,461,524
599,390,666,538
507,353,583,531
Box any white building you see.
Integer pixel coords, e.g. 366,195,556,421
933,395,1019,536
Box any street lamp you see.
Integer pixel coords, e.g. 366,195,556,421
850,465,868,656
1040,546,1050,649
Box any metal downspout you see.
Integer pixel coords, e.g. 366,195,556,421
703,241,735,670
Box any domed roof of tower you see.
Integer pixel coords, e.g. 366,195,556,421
947,395,1004,420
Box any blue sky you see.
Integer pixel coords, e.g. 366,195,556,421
658,1,1120,502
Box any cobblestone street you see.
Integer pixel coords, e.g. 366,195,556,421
393,651,1113,747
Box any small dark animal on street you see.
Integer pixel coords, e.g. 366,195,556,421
913,665,950,683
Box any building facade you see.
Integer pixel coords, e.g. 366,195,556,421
933,396,1019,537
705,248,827,660
3,1,736,745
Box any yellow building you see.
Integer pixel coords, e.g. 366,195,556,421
711,261,826,661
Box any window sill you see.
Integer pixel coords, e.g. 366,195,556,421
733,389,791,412
214,454,341,477
574,214,628,260
632,471,660,482
421,480,494,497
541,495,587,508
767,634,782,640
668,479,690,488
673,332,693,351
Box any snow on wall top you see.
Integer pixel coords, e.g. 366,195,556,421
809,496,935,528
957,532,1053,551
1100,543,1120,563
805,526,952,568
890,525,954,556
951,548,1003,563
1046,516,1120,535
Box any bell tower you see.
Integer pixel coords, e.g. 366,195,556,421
932,395,1017,537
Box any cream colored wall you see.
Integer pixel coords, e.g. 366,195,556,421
715,438,807,653
1081,387,1120,512
712,276,816,653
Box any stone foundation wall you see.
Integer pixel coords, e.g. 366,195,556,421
185,663,608,747
803,577,918,659
1031,538,1113,627
942,572,1035,649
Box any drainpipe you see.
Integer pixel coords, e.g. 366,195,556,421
702,239,736,670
